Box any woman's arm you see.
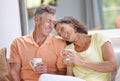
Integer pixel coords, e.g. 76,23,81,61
66,65,73,76
72,42,117,72
61,49,73,75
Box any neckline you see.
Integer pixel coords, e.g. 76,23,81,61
75,34,93,53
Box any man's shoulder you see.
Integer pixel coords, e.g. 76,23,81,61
50,35,64,42
12,34,31,43
15,34,30,40
48,34,66,48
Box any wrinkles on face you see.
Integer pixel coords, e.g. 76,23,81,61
56,23,70,40
41,12,56,36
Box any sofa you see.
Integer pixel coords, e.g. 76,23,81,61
0,37,120,81
0,48,11,81
111,37,120,81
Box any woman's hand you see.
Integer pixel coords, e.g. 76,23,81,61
61,49,81,66
60,49,73,66
61,49,82,66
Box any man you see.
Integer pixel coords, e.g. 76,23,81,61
9,5,66,81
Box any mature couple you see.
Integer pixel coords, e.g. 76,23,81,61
9,5,117,81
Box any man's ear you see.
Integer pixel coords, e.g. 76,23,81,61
34,15,40,22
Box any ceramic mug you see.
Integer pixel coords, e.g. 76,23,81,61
29,58,42,70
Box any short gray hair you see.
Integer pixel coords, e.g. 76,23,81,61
34,5,56,16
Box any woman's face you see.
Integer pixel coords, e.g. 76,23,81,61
56,23,76,42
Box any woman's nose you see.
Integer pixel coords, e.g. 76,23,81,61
61,33,65,38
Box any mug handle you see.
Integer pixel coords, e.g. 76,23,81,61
29,60,35,71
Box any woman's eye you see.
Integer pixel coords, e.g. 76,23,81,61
61,27,64,31
58,26,64,36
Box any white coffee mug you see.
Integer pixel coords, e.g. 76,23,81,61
29,58,42,70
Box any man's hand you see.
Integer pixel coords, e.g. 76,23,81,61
34,62,47,73
10,63,21,81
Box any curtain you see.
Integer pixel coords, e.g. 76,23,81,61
85,0,104,30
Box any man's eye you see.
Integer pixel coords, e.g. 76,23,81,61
47,19,56,25
53,21,56,25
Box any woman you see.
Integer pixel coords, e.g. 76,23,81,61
54,16,117,81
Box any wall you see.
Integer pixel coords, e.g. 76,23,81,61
28,0,87,34
0,0,21,58
50,0,85,34
56,0,85,23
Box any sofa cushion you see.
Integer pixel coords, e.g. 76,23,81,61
0,48,10,81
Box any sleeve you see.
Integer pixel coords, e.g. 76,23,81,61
9,38,21,64
96,33,112,47
53,36,66,69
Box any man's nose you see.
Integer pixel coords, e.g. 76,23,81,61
50,22,54,28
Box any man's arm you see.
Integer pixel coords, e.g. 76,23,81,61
10,63,21,81
57,68,66,75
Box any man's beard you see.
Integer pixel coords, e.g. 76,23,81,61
43,29,52,36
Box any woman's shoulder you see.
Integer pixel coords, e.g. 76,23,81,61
92,33,110,40
92,33,111,46
92,33,103,38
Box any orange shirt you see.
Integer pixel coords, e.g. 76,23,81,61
10,34,66,81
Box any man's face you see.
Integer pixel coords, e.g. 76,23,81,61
40,12,56,36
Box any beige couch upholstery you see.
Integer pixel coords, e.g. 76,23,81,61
0,48,11,81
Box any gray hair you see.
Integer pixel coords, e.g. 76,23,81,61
34,5,56,16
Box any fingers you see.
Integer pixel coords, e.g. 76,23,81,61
63,57,73,66
60,49,76,66
61,50,74,59
61,50,72,56
34,63,47,73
